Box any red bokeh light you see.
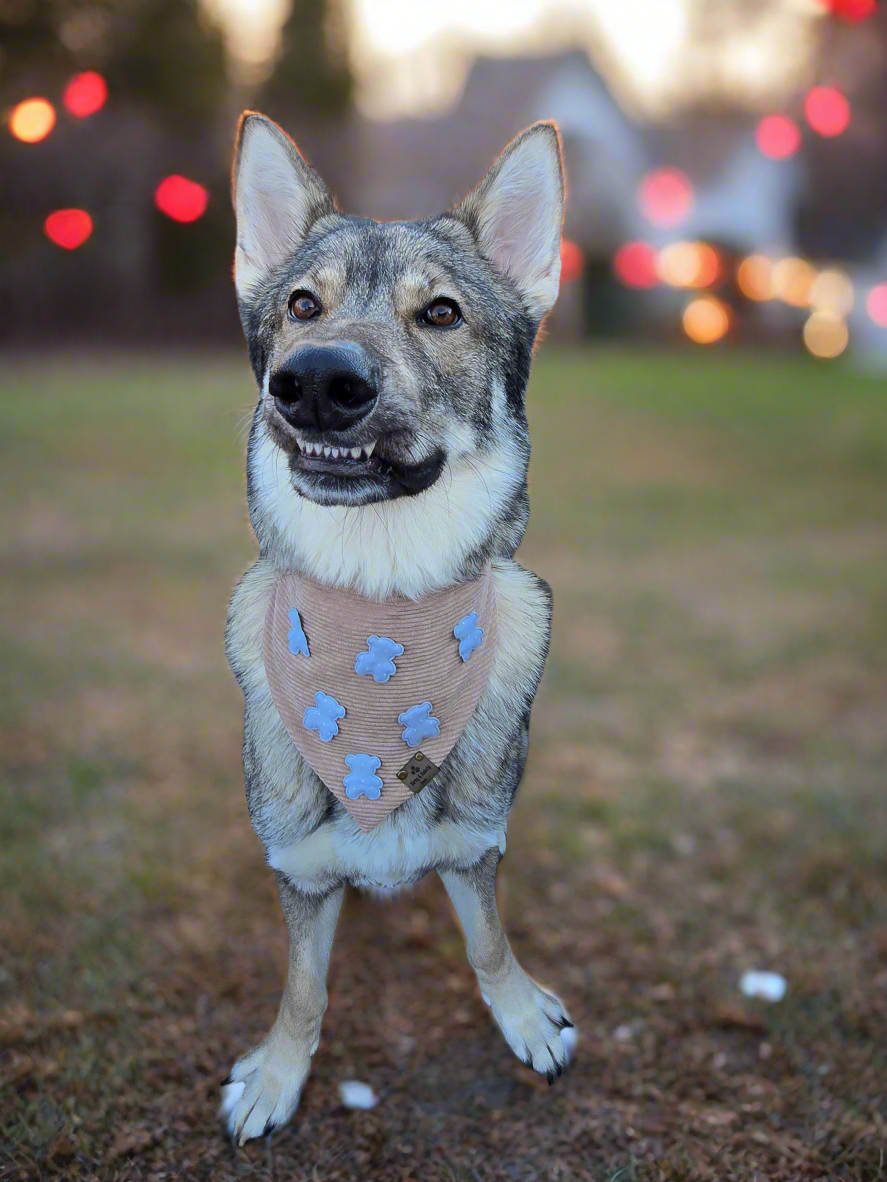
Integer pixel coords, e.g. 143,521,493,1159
756,115,802,159
154,175,209,223
613,241,658,288
638,168,693,228
866,284,887,327
804,87,851,137
822,0,877,20
44,209,93,250
560,238,584,284
63,72,107,118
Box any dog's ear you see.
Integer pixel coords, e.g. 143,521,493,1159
452,122,564,320
232,112,335,300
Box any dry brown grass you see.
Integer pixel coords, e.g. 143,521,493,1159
2,349,886,1181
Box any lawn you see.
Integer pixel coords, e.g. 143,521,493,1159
1,347,886,1181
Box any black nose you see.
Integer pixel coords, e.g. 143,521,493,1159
269,343,378,432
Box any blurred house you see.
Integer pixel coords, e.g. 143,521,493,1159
348,49,808,339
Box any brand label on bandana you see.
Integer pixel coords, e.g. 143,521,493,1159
263,567,498,831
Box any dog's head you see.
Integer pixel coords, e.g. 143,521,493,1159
232,113,564,518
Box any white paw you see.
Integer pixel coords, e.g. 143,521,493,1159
486,973,574,1084
219,1034,311,1145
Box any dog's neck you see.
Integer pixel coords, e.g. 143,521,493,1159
247,424,526,601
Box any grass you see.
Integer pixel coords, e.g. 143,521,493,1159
1,346,886,1181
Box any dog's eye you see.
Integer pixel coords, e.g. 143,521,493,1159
420,299,462,328
288,291,321,321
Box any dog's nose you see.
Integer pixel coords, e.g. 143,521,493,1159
269,343,378,432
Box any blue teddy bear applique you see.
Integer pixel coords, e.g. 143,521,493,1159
354,635,404,683
287,608,309,657
454,612,484,662
398,702,440,748
343,754,383,800
303,691,345,742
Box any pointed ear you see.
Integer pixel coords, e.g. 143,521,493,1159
231,111,335,300
452,122,565,320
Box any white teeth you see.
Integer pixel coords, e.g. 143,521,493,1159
299,439,377,461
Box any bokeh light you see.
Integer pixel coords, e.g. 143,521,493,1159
866,284,887,327
63,72,108,118
8,98,56,143
756,115,802,160
638,168,693,228
44,209,93,250
613,241,658,288
560,238,584,284
682,296,730,344
737,255,773,301
154,175,209,222
821,0,877,21
772,257,816,307
657,241,720,288
804,87,850,137
803,312,848,358
810,269,854,316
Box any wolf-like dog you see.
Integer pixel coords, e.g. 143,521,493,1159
221,111,572,1144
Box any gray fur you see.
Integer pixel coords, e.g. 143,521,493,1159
220,113,570,1145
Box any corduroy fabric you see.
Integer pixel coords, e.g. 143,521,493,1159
264,567,498,831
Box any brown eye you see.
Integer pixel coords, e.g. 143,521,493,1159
420,298,461,328
288,291,321,321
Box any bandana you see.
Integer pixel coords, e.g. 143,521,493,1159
263,566,498,831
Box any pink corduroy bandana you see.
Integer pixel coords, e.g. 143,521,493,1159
263,566,498,831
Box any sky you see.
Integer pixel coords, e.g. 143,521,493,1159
205,0,823,120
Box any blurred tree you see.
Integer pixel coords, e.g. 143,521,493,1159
104,0,228,132
257,0,353,126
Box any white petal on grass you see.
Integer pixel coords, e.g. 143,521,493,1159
339,1079,378,1109
740,970,787,1002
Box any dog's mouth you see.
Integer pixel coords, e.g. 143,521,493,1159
290,433,383,478
282,429,447,503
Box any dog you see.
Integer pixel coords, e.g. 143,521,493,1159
220,111,573,1145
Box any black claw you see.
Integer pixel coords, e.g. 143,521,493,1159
220,1075,233,1086
546,1067,558,1086
261,1118,276,1139
557,1017,574,1030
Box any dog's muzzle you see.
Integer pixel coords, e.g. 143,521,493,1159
270,342,378,433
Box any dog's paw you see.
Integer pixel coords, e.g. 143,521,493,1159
485,973,575,1084
219,1034,311,1145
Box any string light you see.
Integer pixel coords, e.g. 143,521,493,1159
560,239,583,284
804,87,851,137
737,256,773,301
756,115,801,159
63,72,108,118
772,258,816,307
866,284,887,327
657,242,720,288
44,209,93,250
810,269,854,316
154,175,209,222
613,241,658,288
638,169,693,228
803,312,848,358
9,98,56,143
683,297,730,344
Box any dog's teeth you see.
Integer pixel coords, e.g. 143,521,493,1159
350,447,361,459
331,447,340,458
362,440,376,458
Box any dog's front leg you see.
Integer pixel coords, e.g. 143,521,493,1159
220,873,344,1144
439,849,573,1083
